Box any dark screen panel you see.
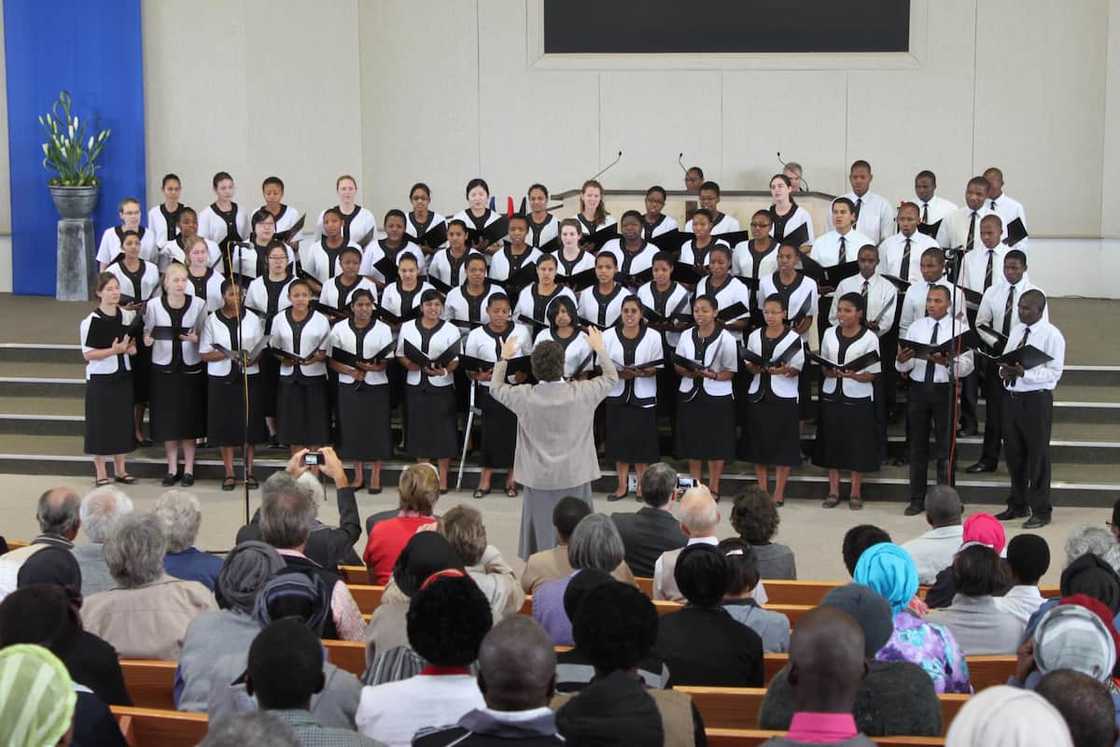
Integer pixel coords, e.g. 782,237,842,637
543,0,910,54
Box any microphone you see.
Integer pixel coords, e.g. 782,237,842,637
590,150,623,182
678,152,687,173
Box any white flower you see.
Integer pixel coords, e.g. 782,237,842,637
41,143,48,155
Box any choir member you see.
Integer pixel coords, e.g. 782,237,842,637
759,242,818,417
578,252,631,329
319,246,378,317
880,202,938,285
106,230,160,444
898,248,966,339
637,252,692,349
814,293,882,510
840,160,894,244
270,279,331,453
742,294,804,506
695,245,751,341
302,207,356,293
236,209,298,287
995,290,1064,528
365,209,424,282
406,182,448,255
811,198,873,328
445,253,501,331
327,289,394,493
429,219,481,290
525,183,558,249
514,250,576,340
535,296,594,379
767,173,815,247
143,263,207,486
554,219,596,284
489,213,541,296
732,210,779,286
684,181,741,235
936,176,995,252
380,253,434,329
782,162,804,192
97,197,158,270
600,210,657,285
641,185,679,238
983,167,1028,249
159,207,222,272
573,178,615,240
684,166,704,194
959,215,1008,297
602,296,664,500
454,178,503,254
914,170,958,230
198,171,250,267
148,173,185,246
183,236,225,313
258,175,303,241
673,295,737,498
896,285,974,516
245,243,295,444
679,208,730,271
199,279,268,489
316,174,377,246
82,273,137,485
464,293,531,497
397,289,461,490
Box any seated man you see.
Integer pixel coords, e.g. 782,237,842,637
610,462,686,578
652,485,719,601
718,538,790,653
74,485,133,596
996,533,1050,625
524,496,635,593
900,486,964,584
200,712,299,747
0,487,81,598
1036,670,1119,747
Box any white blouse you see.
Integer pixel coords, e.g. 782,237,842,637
229,242,297,282
316,206,377,246
405,211,448,249
758,272,820,341
745,327,804,400
696,275,752,341
577,285,632,329
148,204,188,246
96,226,158,266
184,269,226,313
533,328,594,379
159,236,223,273
514,284,577,337
464,324,533,389
198,203,251,246
445,283,504,331
820,326,882,400
360,240,426,282
106,259,161,306
428,248,483,290
636,281,692,347
396,319,461,387
327,318,395,385
674,328,738,398
380,281,435,322
489,246,541,285
269,309,331,377
319,275,379,314
301,240,362,286
245,275,294,331
199,309,265,377
80,309,136,377
602,326,665,406
143,295,207,368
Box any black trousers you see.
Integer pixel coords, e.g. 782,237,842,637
908,381,955,501
880,327,900,414
872,375,888,461
1004,389,1053,517
978,358,1006,466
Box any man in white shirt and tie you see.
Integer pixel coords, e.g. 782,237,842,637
914,170,958,236
898,247,966,339
984,167,1029,251
811,197,873,339
880,202,939,285
994,290,1064,529
896,285,974,516
936,176,994,257
684,180,741,236
841,160,894,244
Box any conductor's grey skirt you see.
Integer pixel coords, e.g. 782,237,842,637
519,483,593,560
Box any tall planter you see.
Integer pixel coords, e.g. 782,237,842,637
50,185,99,301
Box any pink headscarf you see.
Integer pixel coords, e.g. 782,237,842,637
962,513,1006,555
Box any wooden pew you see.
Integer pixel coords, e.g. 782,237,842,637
635,576,654,595
111,706,208,747
340,564,369,584
348,584,384,614
323,639,367,677
3,539,27,553
963,655,1016,691
119,660,177,710
706,729,945,746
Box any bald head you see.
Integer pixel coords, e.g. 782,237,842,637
679,486,719,537
36,487,81,539
788,607,867,712
478,616,556,711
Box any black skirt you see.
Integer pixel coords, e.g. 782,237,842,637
675,390,736,461
258,354,281,417
149,367,206,441
605,399,659,464
207,374,269,446
335,381,393,460
478,386,517,468
130,346,151,404
812,394,880,473
276,376,331,446
744,391,802,467
84,374,135,455
406,383,458,459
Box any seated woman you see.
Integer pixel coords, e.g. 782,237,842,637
439,505,524,621
80,512,216,660
154,490,223,591
718,538,791,653
362,464,441,585
521,496,636,594
729,488,797,580
926,544,1025,655
851,541,972,693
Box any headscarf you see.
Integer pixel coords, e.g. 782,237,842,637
1033,601,1117,681
945,685,1072,747
252,571,332,635
962,513,1006,555
392,532,464,597
556,669,664,746
1060,553,1120,613
0,644,77,747
852,543,918,615
216,541,286,614
17,547,82,605
821,583,893,658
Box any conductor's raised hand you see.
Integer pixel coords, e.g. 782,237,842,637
586,326,606,353
500,335,521,361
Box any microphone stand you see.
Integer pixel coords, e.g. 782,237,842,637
590,150,623,181
224,240,252,525
677,152,687,173
944,245,965,488
776,151,809,191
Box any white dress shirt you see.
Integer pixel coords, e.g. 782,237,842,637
915,195,958,228
936,206,998,250
994,585,1046,626
896,314,975,382
958,243,1009,296
976,277,1047,347
898,279,966,338
1003,319,1065,392
829,273,896,335
879,231,939,285
900,524,964,584
811,228,875,268
840,191,894,244
987,193,1028,249
653,536,717,602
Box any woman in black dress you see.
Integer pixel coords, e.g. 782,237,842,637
245,242,294,444
270,279,332,453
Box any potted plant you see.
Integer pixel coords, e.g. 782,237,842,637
39,90,111,219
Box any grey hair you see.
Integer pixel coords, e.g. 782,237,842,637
36,487,81,536
530,340,565,382
1065,526,1117,568
567,513,625,572
260,471,317,550
640,463,677,508
103,512,168,588
295,471,325,503
80,485,134,543
200,712,299,747
784,161,803,177
679,485,719,534
153,490,202,553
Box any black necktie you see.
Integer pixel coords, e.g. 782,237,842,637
854,198,863,219
838,236,847,264
861,279,869,298
924,321,939,383
1009,326,1030,387
966,212,977,252
900,237,912,280
921,203,929,224
990,199,998,211
924,282,933,317
1002,284,1017,337
984,250,994,290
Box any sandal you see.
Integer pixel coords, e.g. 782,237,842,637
822,494,841,508
774,497,785,507
222,476,237,491
849,496,864,511
367,484,381,495
115,474,137,485
505,485,520,498
95,478,111,487
245,476,259,490
473,487,492,500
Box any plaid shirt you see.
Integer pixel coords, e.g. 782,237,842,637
269,709,385,747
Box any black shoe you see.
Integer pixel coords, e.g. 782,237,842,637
957,427,978,438
140,438,154,447
965,462,997,474
180,473,195,487
995,508,1030,521
891,455,909,467
1023,515,1051,529
607,490,629,502
904,501,924,516
161,473,180,487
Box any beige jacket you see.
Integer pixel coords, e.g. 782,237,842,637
467,545,526,621
81,574,216,660
491,356,617,490
521,545,638,594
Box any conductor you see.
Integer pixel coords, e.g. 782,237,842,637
491,326,617,559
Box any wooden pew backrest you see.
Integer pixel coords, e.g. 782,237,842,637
119,659,177,710
111,706,208,747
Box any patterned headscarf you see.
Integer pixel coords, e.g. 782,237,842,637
0,644,77,747
252,571,332,635
853,542,919,615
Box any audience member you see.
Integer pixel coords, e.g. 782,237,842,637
610,462,686,578
440,505,524,620
0,644,80,747
554,582,705,746
1067,525,1120,569
80,511,215,659
760,584,941,737
357,572,492,747
718,537,790,653
945,685,1073,746
852,542,970,693
653,485,721,601
416,617,564,746
730,487,796,580
247,618,382,746
200,712,299,747
1012,601,1118,698
657,543,764,686
926,544,1023,654
997,534,1051,625
1036,670,1119,747
900,485,963,584
257,470,364,640
924,512,1008,609
533,514,628,645
524,496,635,593
73,485,132,596
0,487,81,598
1027,553,1120,636
1112,498,1120,542
155,489,222,591
177,541,285,711
841,525,891,577
362,464,440,584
